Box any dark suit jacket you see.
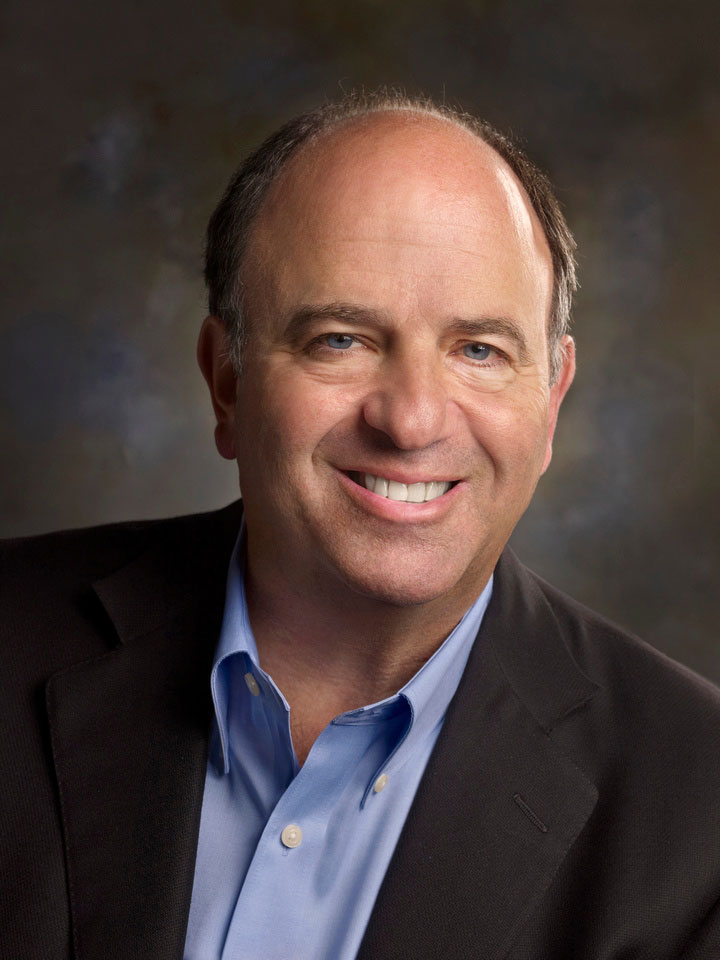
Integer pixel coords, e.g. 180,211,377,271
2,501,720,959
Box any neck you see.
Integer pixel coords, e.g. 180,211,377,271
244,556,490,762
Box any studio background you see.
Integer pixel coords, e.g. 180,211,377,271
2,0,718,681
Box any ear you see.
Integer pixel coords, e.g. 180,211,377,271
541,335,576,475
197,314,238,461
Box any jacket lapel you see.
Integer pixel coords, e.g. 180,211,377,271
45,503,241,960
45,507,595,960
358,550,600,960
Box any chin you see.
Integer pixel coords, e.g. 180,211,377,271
333,559,472,609
308,520,496,610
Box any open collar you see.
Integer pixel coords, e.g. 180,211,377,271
209,521,493,792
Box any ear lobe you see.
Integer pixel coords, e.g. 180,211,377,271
197,314,238,461
541,335,576,475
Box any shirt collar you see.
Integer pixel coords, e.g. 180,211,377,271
213,520,258,667
209,521,259,774
210,521,493,781
354,574,492,805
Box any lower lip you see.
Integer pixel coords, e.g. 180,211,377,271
337,470,464,523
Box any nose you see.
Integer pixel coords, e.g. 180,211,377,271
362,352,454,450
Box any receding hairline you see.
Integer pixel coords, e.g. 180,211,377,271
247,106,528,229
278,103,499,155
239,107,554,327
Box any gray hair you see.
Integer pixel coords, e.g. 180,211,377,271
205,91,577,381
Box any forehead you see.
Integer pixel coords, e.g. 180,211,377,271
244,113,552,326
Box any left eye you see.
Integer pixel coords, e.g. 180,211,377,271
325,333,355,350
462,343,493,361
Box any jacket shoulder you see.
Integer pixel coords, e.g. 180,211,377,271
528,565,720,712
1,500,242,585
0,501,242,678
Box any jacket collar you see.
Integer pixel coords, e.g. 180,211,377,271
358,548,600,960
46,501,242,960
484,548,600,733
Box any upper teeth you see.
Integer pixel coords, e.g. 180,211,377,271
361,473,452,502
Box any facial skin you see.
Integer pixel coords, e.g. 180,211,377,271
199,113,575,622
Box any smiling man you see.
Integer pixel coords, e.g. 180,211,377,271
198,107,574,743
3,94,720,960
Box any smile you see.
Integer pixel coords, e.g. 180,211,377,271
349,472,456,503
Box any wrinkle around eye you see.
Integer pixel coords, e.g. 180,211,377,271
305,333,369,358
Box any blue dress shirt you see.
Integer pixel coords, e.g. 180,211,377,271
184,526,492,960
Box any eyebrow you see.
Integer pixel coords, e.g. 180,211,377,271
282,301,531,362
450,317,530,363
281,303,388,343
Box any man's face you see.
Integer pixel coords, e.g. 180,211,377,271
205,115,574,610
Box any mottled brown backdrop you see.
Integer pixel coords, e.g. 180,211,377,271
2,0,718,680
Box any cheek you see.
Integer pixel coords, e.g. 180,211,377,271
465,385,550,476
236,370,351,472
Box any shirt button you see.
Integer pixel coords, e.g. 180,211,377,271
244,672,260,696
373,774,389,793
281,824,303,848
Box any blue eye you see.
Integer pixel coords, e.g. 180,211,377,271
463,343,492,361
325,333,355,350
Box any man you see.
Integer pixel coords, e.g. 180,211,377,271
2,93,719,959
